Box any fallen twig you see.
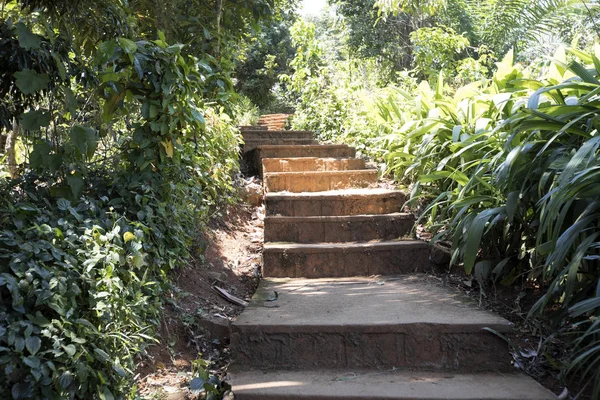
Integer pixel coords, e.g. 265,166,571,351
213,286,249,307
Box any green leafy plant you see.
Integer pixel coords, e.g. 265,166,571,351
377,47,600,395
189,356,231,400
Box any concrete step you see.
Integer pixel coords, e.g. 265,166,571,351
245,145,356,175
264,213,415,243
242,130,314,141
264,170,378,193
262,240,429,278
229,370,557,399
242,138,317,152
262,157,365,174
265,188,405,217
231,275,514,372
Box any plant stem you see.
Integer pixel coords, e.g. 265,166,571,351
581,0,600,40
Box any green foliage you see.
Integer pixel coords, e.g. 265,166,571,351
189,356,231,399
375,0,445,16
467,0,586,56
334,0,420,78
375,47,600,395
231,95,260,126
409,26,469,79
235,13,296,111
0,1,244,399
1,195,161,399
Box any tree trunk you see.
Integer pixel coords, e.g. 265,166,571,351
216,0,223,59
5,118,19,179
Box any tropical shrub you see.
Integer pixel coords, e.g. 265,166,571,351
409,26,469,79
0,6,241,399
379,47,600,396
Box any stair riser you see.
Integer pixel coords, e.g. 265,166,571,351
262,158,365,173
264,215,414,243
239,125,267,131
245,146,356,175
262,242,429,278
264,171,378,193
266,193,405,217
231,326,511,372
242,139,317,153
242,131,314,141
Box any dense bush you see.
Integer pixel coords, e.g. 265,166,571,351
0,6,241,398
381,48,600,394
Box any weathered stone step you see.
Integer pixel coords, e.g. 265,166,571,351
245,145,356,175
241,130,314,141
231,276,513,371
266,188,405,217
264,170,378,193
229,370,556,399
264,213,414,243
263,240,429,278
242,138,317,153
262,157,365,174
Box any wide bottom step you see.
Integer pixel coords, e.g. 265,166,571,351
229,370,557,400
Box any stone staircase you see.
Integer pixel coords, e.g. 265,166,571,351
230,126,557,399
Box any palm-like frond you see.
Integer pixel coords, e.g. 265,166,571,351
466,0,586,53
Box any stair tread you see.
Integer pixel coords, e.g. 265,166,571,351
264,156,361,161
266,188,402,198
242,130,313,134
264,169,376,176
244,138,315,141
257,144,352,149
229,370,556,399
235,274,511,329
264,239,423,250
265,212,413,221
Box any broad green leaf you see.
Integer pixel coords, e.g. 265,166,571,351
21,110,51,131
63,344,77,357
97,40,119,63
25,336,41,355
23,356,41,369
51,53,67,80
113,364,127,377
59,371,74,389
99,387,115,400
506,191,519,222
568,61,600,84
69,125,98,159
463,208,503,274
66,173,84,198
94,348,110,362
190,377,206,393
101,72,119,83
30,313,51,327
29,141,52,170
12,382,34,399
16,22,40,50
570,297,600,317
132,253,146,268
118,38,138,54
14,69,49,94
